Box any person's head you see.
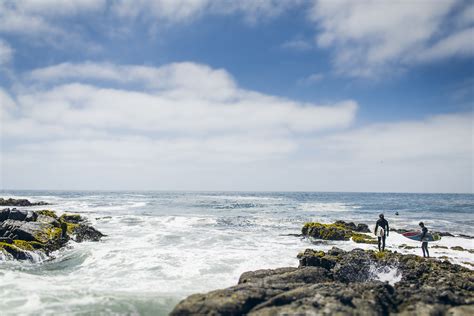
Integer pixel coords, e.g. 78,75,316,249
419,222,424,227
379,213,384,219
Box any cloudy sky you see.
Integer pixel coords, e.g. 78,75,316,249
0,0,473,193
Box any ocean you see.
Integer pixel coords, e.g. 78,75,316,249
1,191,473,315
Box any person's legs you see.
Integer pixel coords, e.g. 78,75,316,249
421,242,428,257
382,236,386,251
424,242,430,258
378,237,381,251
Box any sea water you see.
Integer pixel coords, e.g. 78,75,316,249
0,191,473,315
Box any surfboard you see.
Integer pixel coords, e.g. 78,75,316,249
402,231,441,242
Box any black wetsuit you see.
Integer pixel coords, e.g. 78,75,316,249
420,226,429,257
375,218,389,251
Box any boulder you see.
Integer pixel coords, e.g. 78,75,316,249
302,221,376,243
7,209,28,221
302,222,352,240
0,209,104,260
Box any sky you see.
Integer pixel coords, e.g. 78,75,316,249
0,0,473,193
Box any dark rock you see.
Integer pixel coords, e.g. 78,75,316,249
0,209,104,261
72,224,104,242
0,198,49,207
356,223,370,233
0,237,13,244
0,208,10,221
24,211,38,222
7,209,28,221
172,248,474,315
333,220,371,233
59,214,83,224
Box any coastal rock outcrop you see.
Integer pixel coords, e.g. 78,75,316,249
0,208,104,260
302,221,376,244
0,198,49,207
171,248,474,315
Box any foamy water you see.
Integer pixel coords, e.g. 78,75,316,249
0,191,473,315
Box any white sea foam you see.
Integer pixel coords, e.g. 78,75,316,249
370,265,402,285
300,202,359,213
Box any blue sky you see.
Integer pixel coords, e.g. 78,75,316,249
0,0,473,192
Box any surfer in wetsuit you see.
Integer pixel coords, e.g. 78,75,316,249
419,222,430,258
374,214,389,251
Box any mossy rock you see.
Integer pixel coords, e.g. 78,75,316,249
13,240,44,251
302,222,375,242
1,209,103,260
351,233,377,244
302,222,352,240
0,242,30,260
36,210,58,219
59,214,82,224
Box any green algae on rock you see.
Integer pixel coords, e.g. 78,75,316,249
352,232,378,244
0,208,104,261
302,221,376,244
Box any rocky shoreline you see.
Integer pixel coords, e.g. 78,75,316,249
172,248,474,315
0,199,104,261
172,220,474,315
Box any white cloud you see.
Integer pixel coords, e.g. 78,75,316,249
281,39,313,51
0,0,302,38
1,61,472,192
112,0,302,23
0,0,105,36
309,0,474,77
417,27,474,61
1,61,361,190
21,62,356,136
0,39,13,65
298,73,324,85
302,112,474,193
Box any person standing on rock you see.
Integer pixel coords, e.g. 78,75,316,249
374,214,389,251
419,222,430,258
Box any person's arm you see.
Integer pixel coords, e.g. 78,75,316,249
386,220,389,236
375,221,379,235
420,227,427,240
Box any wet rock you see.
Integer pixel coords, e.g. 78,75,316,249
0,198,49,207
72,224,104,242
0,208,104,261
302,221,376,243
334,220,371,233
7,209,28,221
302,222,352,240
172,248,474,316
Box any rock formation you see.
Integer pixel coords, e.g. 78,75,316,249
172,248,474,315
302,221,376,244
0,208,104,260
0,198,49,207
